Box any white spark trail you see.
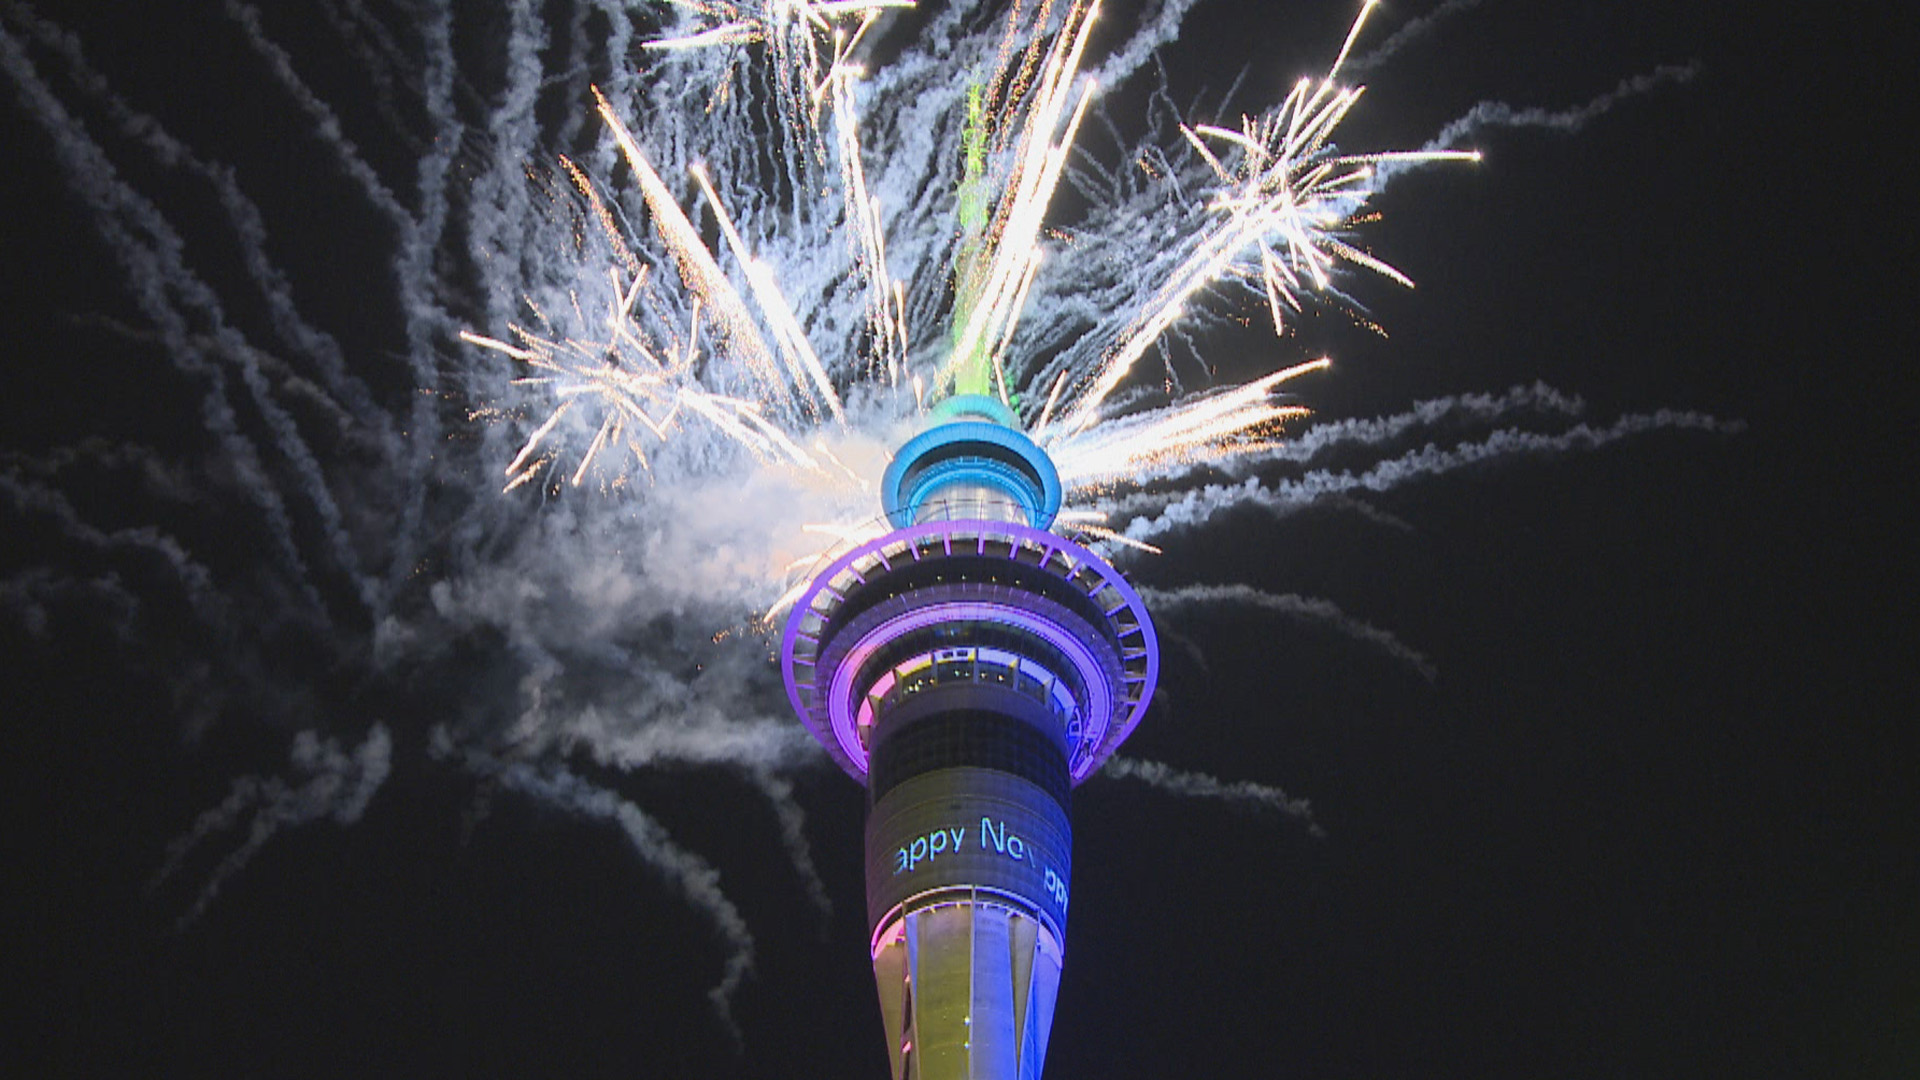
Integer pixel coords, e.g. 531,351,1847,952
942,0,1104,397
647,1,917,120
1049,358,1327,486
692,164,846,422
1047,6,1479,435
597,90,789,409
831,72,905,381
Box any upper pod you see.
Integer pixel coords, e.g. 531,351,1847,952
881,395,1063,530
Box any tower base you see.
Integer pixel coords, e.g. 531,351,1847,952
871,897,1064,1080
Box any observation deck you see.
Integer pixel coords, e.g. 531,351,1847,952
780,517,1157,785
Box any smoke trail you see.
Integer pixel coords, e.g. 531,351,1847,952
1141,584,1437,681
218,0,413,227
152,724,393,930
748,769,834,922
500,655,835,921
312,0,429,153
1068,382,1588,489
3,459,237,730
1,566,138,642
0,21,348,619
1317,494,1415,533
1102,755,1322,837
434,734,756,1040
1089,0,1207,87
2,1,384,427
377,0,457,598
555,712,824,775
1379,63,1702,182
559,727,829,926
1344,0,1489,80
1118,409,1744,540
34,14,377,424
1264,383,1588,465
464,0,551,329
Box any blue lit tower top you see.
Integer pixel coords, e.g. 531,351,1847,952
878,394,1064,529
781,396,1157,1080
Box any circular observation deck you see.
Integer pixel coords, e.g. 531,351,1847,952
780,518,1158,785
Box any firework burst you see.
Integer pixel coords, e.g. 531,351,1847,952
476,0,1478,530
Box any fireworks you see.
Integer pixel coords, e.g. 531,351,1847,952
648,1,917,134
1042,0,1479,441
476,0,1478,538
1,0,1724,1031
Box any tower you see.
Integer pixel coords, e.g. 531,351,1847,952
781,397,1158,1079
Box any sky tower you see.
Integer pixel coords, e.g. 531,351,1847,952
781,394,1158,1079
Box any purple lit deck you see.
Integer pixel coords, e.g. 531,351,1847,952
780,518,1157,785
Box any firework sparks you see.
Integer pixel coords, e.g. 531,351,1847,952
1048,2,1480,439
454,0,1491,576
461,95,852,491
1049,359,1330,488
648,1,915,127
484,0,1481,509
828,69,908,383
941,0,1103,402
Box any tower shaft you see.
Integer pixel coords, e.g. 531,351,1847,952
872,889,1063,1079
865,687,1072,1078
782,415,1156,1079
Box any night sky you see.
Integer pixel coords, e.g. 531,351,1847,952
3,2,1913,1078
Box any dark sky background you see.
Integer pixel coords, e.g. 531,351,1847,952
3,2,1914,1078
